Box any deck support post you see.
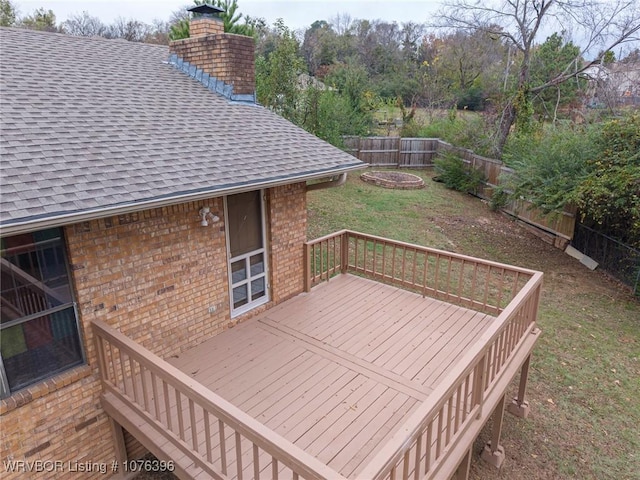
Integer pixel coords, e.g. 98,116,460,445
454,446,473,480
507,354,531,418
109,418,128,469
480,394,506,469
340,231,349,274
303,243,311,292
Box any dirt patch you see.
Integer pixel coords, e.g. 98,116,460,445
360,170,425,189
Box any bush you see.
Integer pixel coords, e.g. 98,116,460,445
419,113,496,157
434,152,486,195
501,125,599,213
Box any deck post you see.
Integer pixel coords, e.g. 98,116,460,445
507,354,531,418
480,394,506,469
454,446,472,480
109,418,128,470
303,243,311,292
340,231,349,274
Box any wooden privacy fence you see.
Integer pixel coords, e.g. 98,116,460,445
343,136,439,168
93,319,346,480
343,136,577,246
304,230,543,480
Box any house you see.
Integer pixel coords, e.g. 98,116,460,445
581,61,640,107
0,8,542,480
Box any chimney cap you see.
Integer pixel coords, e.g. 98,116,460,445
187,4,224,17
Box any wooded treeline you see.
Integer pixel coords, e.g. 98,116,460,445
2,0,638,248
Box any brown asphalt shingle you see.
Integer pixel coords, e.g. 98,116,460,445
0,28,363,230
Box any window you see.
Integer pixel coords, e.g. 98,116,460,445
1,228,84,398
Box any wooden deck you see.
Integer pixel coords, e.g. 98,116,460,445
94,231,543,480
167,275,494,477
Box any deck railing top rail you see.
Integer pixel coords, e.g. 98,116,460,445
305,230,543,479
93,319,347,480
305,230,538,315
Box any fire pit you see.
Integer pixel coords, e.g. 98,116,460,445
360,171,425,189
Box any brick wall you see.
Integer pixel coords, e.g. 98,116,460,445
268,183,307,303
170,30,255,95
0,184,308,478
190,17,224,37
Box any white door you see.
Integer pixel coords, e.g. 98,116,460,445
225,191,269,316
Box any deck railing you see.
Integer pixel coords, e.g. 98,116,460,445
305,230,542,480
305,230,536,314
92,320,346,480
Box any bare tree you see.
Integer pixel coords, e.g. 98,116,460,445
107,16,150,42
63,11,107,37
438,0,640,154
330,13,354,36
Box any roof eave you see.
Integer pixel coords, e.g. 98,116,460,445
0,163,366,237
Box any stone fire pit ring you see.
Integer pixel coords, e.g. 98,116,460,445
360,170,425,189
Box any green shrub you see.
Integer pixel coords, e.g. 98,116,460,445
501,125,599,213
434,152,486,195
419,114,496,157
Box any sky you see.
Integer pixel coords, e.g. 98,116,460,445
15,0,444,30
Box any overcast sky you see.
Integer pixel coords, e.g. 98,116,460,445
15,0,444,30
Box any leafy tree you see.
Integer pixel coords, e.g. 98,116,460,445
530,33,584,121
19,7,59,32
302,20,338,76
169,0,255,40
324,58,377,122
0,0,17,27
255,19,305,122
299,87,370,145
438,0,640,155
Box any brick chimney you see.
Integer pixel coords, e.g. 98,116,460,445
169,5,255,97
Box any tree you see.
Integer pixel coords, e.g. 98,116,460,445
144,19,171,45
301,20,338,76
255,19,305,122
0,0,17,27
298,87,371,145
529,33,584,122
107,17,150,42
438,0,640,155
63,11,107,37
435,29,508,110
19,7,59,32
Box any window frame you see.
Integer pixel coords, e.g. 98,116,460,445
0,228,85,399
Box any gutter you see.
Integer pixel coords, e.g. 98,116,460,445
0,165,363,237
305,173,347,192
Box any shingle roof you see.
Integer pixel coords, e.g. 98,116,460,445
0,28,364,232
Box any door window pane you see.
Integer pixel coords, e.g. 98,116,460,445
231,260,247,284
251,278,266,300
233,284,248,309
250,253,264,276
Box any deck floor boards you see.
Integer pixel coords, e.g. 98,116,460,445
163,274,495,478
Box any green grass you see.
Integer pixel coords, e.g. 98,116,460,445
308,170,640,480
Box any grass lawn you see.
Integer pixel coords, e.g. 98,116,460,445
307,170,640,480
